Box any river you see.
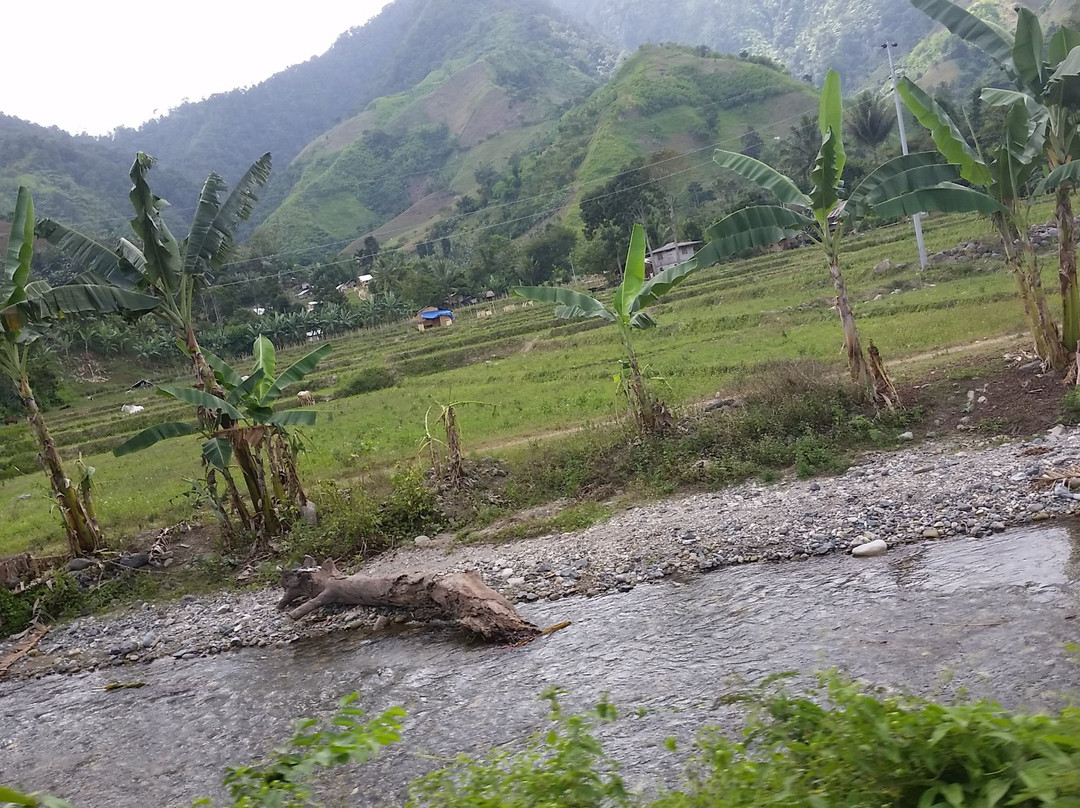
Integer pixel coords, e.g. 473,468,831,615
2,524,1078,807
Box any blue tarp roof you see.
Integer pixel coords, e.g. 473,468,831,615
419,309,454,320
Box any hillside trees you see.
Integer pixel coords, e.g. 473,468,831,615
698,70,1003,398
845,90,895,161
909,0,1080,353
2,187,158,556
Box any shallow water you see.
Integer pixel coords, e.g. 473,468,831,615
2,525,1078,807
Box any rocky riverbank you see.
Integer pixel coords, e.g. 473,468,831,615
5,425,1080,680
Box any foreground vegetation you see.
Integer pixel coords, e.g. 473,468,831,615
5,670,1079,806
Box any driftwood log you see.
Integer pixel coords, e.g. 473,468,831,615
277,557,541,643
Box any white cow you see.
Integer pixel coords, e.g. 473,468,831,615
121,404,145,415
297,391,316,406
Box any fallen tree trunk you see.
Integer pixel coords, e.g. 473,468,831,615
277,557,541,643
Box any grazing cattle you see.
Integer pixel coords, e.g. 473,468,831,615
3,416,18,425
120,404,145,415
297,391,316,406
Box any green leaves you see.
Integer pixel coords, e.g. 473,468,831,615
513,285,616,323
711,150,810,208
909,0,1015,75
113,421,199,456
611,222,646,320
693,206,812,269
897,78,992,187
2,187,33,307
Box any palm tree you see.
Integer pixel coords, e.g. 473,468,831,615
2,187,158,556
777,114,822,187
846,90,895,161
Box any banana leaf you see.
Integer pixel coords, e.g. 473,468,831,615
1049,29,1080,69
155,385,243,421
1012,8,1046,95
712,150,810,208
3,187,33,303
269,411,319,427
265,341,333,403
636,257,702,308
202,437,232,471
910,0,1015,74
809,127,842,218
898,78,992,187
696,205,813,269
612,223,647,320
113,421,199,456
817,69,846,184
512,286,615,323
127,153,182,299
872,183,1006,219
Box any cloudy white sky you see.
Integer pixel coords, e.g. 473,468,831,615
2,1,393,136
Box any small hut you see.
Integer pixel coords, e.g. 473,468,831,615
416,307,455,331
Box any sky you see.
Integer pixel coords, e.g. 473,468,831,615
1,0,394,136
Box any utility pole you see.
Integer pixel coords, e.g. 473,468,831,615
882,41,929,271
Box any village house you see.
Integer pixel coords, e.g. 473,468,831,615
645,241,701,277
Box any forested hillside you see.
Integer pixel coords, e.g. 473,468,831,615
250,0,612,259
547,0,935,87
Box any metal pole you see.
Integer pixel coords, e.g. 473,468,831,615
882,41,929,270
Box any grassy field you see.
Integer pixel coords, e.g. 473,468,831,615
0,204,1055,557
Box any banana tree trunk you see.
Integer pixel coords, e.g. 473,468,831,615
20,375,104,557
1056,185,1079,354
621,327,659,434
998,216,1066,370
826,255,869,388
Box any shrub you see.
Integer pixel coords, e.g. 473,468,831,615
338,366,397,397
289,470,442,563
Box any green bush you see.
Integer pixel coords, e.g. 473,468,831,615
338,366,397,397
0,585,33,639
1063,388,1080,425
289,470,442,563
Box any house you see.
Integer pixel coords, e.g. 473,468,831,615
644,241,701,277
356,274,374,300
416,307,454,331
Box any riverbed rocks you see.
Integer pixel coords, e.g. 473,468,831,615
6,425,1080,679
851,539,888,557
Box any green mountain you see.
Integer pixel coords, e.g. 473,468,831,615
250,0,611,259
0,115,197,236
547,0,936,88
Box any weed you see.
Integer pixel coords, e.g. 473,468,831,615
1063,388,1080,424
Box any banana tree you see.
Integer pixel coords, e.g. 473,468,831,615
513,223,699,433
37,152,272,416
697,69,1003,396
910,0,1080,351
2,187,159,556
898,77,1065,369
113,336,331,543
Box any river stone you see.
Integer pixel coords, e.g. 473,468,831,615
118,553,149,569
922,527,941,538
67,558,95,572
852,539,888,557
413,535,432,547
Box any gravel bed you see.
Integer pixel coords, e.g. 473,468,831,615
5,425,1080,679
